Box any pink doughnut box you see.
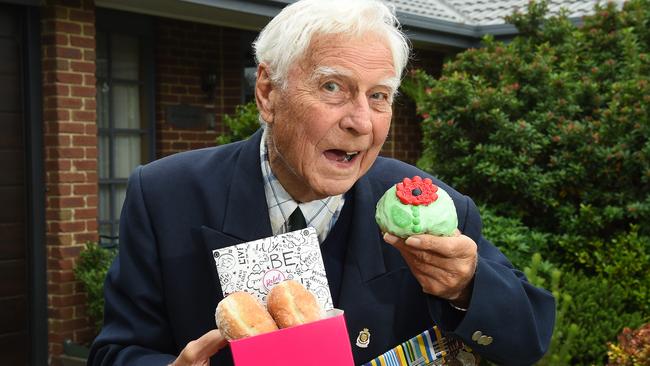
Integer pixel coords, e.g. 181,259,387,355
229,309,354,366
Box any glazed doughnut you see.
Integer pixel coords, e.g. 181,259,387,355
267,280,322,328
215,291,278,340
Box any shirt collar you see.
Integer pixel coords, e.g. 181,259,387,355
260,127,345,243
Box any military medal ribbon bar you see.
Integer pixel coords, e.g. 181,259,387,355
362,326,447,366
362,326,481,366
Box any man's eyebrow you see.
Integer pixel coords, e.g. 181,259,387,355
311,66,399,94
310,66,352,81
379,77,400,94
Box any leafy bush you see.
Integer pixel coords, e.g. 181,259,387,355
481,208,578,364
479,205,551,269
607,323,650,366
482,205,649,362
562,274,647,364
480,245,647,365
402,2,650,356
480,206,648,364
74,243,118,331
557,227,650,313
215,4,650,364
524,253,579,366
216,101,260,145
402,0,650,242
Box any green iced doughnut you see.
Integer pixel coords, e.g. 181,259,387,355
375,176,458,238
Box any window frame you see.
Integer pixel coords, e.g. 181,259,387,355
96,9,155,247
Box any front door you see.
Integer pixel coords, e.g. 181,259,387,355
0,4,31,364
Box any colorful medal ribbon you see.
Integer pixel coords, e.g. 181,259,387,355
363,327,480,366
363,326,447,366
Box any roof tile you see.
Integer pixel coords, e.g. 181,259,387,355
387,0,626,26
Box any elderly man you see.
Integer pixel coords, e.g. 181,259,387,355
89,0,555,365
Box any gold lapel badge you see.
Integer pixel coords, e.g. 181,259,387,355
356,328,371,348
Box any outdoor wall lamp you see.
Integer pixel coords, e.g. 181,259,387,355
202,72,218,99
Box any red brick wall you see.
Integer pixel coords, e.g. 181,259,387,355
41,0,97,362
381,48,445,165
383,94,422,165
155,19,245,157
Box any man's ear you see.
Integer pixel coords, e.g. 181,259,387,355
255,63,276,124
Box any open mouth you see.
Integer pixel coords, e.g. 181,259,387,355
324,149,360,163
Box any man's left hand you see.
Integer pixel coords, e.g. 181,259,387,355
383,230,478,308
170,329,228,366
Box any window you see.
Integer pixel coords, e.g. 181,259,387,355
96,11,154,246
241,31,258,103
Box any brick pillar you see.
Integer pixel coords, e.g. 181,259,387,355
41,0,97,363
381,48,446,165
384,94,422,165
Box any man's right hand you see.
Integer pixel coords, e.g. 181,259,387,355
170,329,227,366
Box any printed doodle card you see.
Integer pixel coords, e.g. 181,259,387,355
212,227,333,310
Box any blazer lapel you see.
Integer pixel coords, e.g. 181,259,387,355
197,129,273,299
221,129,273,242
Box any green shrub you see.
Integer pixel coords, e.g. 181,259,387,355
480,245,647,365
479,202,648,364
481,204,643,312
402,0,650,241
216,101,260,145
480,209,579,364
561,273,647,365
479,205,551,269
402,2,650,355
74,243,118,331
488,242,647,365
557,227,650,313
524,253,579,366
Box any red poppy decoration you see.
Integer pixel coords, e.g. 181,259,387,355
395,176,439,206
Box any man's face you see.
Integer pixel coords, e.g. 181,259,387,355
261,33,396,202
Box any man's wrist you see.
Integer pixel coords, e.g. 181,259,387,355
448,256,478,312
448,276,474,311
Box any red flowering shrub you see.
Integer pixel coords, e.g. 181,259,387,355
607,323,650,366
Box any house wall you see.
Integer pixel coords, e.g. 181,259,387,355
155,19,244,157
41,0,98,361
382,49,444,165
384,94,422,164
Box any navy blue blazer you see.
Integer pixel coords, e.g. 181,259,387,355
89,129,555,366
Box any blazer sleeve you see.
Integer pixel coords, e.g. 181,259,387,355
429,195,556,366
88,166,178,365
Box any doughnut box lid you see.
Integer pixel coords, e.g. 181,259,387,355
212,227,334,310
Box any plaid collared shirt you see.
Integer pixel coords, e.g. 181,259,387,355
260,127,345,243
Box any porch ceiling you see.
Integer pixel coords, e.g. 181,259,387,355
94,0,276,32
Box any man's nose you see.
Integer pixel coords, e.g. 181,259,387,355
340,95,373,135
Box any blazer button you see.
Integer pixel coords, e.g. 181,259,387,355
472,331,482,342
478,335,493,345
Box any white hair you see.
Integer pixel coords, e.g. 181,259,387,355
254,0,411,88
